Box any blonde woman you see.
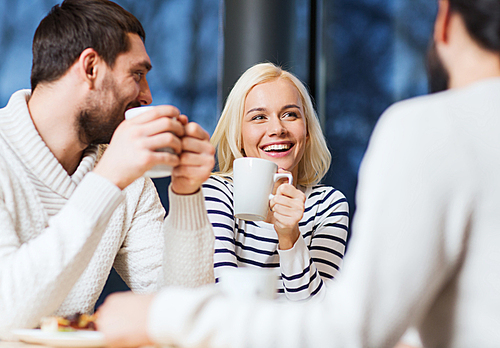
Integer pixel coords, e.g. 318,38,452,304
203,62,349,300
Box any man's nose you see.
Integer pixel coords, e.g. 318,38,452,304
138,78,153,105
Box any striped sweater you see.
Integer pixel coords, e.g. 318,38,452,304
202,175,349,300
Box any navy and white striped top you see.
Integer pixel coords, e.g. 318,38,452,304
202,175,349,301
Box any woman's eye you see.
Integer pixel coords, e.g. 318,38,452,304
283,111,298,119
251,114,266,121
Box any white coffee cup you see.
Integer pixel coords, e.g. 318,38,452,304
233,157,293,221
124,106,174,178
218,267,278,300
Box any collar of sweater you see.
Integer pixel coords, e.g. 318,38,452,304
0,89,100,199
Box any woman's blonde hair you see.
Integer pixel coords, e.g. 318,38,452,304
211,62,331,186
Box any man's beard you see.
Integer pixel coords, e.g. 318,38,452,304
77,74,139,145
426,41,450,94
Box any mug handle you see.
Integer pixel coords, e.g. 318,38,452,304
268,173,293,200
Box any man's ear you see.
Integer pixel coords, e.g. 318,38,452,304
78,48,100,89
434,0,451,44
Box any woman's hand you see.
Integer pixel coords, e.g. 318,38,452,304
269,170,306,250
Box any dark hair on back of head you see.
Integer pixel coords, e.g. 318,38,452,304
449,0,500,52
30,0,145,91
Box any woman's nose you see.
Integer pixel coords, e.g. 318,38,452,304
268,117,286,136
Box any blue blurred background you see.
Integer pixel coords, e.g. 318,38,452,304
0,0,437,305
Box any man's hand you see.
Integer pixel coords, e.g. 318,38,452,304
93,106,185,190
96,292,155,348
170,121,215,195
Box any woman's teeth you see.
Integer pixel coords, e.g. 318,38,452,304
263,144,291,152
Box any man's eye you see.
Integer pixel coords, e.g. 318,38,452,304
134,72,144,82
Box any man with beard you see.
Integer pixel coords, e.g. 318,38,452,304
97,0,500,347
0,0,215,338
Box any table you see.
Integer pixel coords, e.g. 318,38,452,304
0,342,48,348
0,340,159,348
0,341,160,348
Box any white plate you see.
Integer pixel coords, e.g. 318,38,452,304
12,329,105,347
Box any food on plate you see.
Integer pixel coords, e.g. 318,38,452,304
40,313,97,332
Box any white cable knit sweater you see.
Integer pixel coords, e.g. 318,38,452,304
146,78,500,348
0,90,214,338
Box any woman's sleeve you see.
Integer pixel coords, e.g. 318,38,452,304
278,188,349,301
202,176,238,283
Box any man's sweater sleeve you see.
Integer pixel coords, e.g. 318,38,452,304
162,186,215,288
145,101,473,348
0,173,123,338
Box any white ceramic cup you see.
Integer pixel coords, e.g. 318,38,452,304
233,157,293,221
124,106,174,178
218,267,278,300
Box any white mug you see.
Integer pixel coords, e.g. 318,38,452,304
124,106,174,178
218,267,278,300
233,157,293,221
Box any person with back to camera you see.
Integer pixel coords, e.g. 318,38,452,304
97,0,500,347
202,62,349,300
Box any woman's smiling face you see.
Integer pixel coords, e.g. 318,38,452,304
241,78,308,180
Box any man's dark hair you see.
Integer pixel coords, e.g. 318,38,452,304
449,0,500,52
30,0,145,91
